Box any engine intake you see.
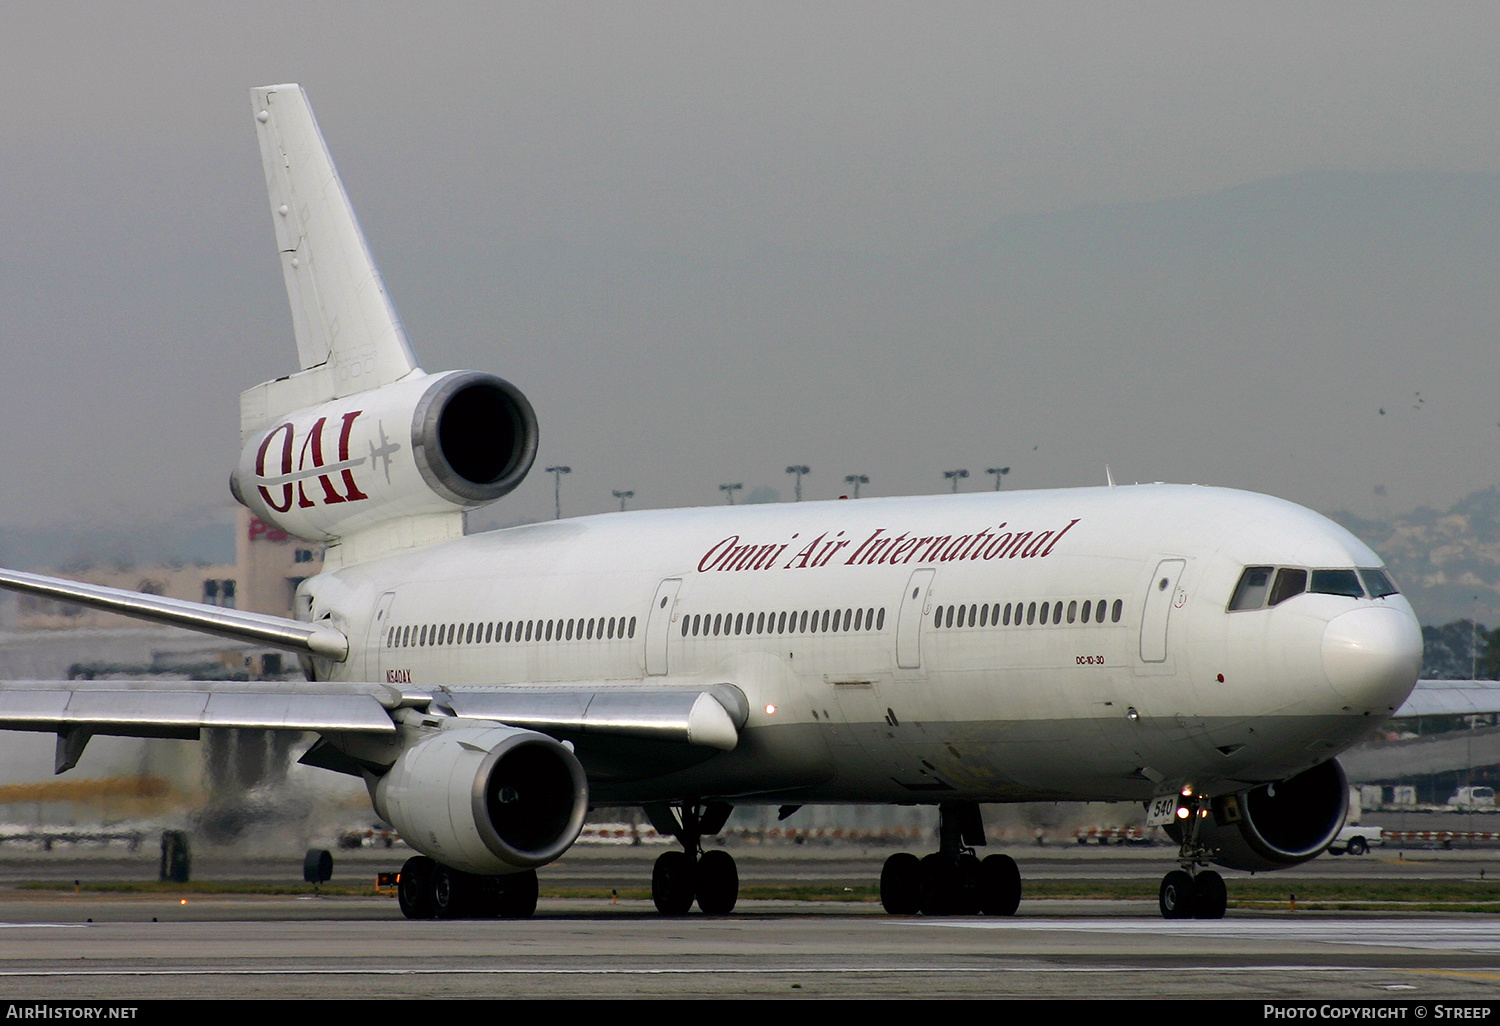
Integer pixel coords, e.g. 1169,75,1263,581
412,371,537,506
372,725,588,876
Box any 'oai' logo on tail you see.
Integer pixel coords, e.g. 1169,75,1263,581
255,411,401,512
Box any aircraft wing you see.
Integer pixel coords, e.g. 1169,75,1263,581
0,678,746,776
1395,679,1500,718
0,568,348,660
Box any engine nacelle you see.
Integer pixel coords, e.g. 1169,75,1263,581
371,724,588,876
1169,759,1349,872
231,370,537,543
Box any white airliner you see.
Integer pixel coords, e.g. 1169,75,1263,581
0,85,1427,921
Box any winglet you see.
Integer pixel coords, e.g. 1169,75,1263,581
249,85,418,416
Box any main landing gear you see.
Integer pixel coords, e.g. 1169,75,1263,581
1158,795,1228,920
396,855,539,920
644,801,739,915
879,801,1021,916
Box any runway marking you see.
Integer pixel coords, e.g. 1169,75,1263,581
0,965,1465,978
911,919,1500,951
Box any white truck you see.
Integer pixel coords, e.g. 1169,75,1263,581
1326,824,1381,856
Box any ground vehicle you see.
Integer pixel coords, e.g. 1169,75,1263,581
1326,824,1382,856
1446,787,1496,809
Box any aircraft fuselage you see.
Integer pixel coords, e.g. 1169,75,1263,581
300,482,1422,808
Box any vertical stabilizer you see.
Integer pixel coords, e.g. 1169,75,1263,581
248,85,418,419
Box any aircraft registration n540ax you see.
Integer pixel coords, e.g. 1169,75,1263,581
0,85,1424,921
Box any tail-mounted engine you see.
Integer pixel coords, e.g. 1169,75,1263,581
1167,759,1349,872
231,370,537,543
371,724,589,876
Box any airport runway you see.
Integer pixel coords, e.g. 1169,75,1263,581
0,894,1496,999
0,847,1494,999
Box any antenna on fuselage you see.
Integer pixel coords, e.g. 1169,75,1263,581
1105,466,1116,488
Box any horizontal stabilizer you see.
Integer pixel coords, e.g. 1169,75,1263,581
0,568,348,661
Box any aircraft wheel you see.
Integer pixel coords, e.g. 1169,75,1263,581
496,870,539,919
880,852,921,915
1159,869,1196,919
1192,870,1227,920
397,856,435,920
696,850,739,914
431,864,478,919
954,853,982,915
919,853,961,915
652,850,696,915
978,853,1021,916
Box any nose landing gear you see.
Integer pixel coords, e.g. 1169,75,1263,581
1159,796,1228,919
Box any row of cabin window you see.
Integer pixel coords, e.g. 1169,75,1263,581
681,607,887,638
935,598,1124,629
386,615,639,648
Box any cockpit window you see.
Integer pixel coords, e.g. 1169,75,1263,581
1359,568,1399,598
1228,567,1274,610
1310,569,1364,599
1268,568,1307,606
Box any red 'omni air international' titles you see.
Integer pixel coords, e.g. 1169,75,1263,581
696,519,1082,573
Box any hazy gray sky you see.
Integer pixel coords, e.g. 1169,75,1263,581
2,2,1499,533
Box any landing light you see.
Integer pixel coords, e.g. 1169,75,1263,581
765,704,776,715
1175,807,1190,820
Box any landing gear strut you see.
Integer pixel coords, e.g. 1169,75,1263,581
1158,796,1228,920
880,802,1020,916
644,801,739,915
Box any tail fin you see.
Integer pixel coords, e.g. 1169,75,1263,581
242,85,419,439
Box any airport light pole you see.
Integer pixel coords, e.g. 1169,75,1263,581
720,482,743,505
545,465,571,519
987,466,1010,491
944,469,969,493
612,489,634,512
785,465,810,502
844,474,869,499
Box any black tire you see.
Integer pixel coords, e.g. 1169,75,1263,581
1347,837,1368,856
1159,869,1196,919
431,864,477,920
1192,870,1227,920
302,848,333,884
978,853,1021,916
652,850,696,915
397,856,435,920
880,852,921,915
496,870,539,919
919,853,962,916
696,850,739,914
954,853,982,915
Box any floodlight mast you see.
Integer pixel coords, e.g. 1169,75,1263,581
785,465,810,502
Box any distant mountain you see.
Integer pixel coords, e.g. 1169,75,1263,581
1333,487,1500,625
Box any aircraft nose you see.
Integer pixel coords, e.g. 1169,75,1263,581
1321,605,1423,710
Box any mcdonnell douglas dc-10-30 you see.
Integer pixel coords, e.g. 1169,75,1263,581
0,85,1427,920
